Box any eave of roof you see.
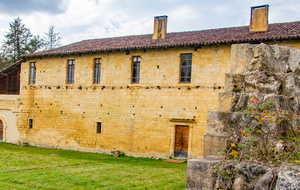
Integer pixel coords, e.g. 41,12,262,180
21,21,300,59
0,59,23,79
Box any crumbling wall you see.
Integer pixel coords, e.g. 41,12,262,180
189,43,300,189
187,157,300,190
203,43,300,157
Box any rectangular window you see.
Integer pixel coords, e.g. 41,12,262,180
29,62,36,84
67,60,75,84
96,122,101,134
94,58,101,84
180,54,192,83
29,119,33,129
132,56,140,83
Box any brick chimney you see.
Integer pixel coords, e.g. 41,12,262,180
249,5,269,33
152,15,168,40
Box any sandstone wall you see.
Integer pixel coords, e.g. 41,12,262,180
17,46,231,158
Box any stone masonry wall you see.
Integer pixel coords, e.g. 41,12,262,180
188,43,300,189
16,46,231,158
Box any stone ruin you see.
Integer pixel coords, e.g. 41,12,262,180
187,43,300,190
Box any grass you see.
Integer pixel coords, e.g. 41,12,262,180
0,143,187,189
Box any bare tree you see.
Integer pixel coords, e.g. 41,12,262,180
44,25,62,50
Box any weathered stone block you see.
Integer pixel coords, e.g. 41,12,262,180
281,73,300,96
231,43,253,74
218,92,236,112
244,71,281,94
203,134,227,157
206,111,230,136
186,157,222,190
275,171,300,190
224,73,245,93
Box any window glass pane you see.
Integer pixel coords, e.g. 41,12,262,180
132,68,137,78
132,56,140,83
94,61,101,84
67,61,75,84
137,67,140,78
30,62,36,84
179,54,192,83
187,66,192,77
181,67,186,77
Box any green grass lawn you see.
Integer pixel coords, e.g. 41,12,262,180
0,143,187,189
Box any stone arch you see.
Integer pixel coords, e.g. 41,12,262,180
0,115,7,142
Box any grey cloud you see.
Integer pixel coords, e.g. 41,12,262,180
0,0,68,15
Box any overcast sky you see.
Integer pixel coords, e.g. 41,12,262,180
0,0,300,46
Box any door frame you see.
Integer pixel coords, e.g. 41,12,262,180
169,121,194,159
0,115,7,142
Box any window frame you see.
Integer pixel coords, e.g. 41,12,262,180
131,56,141,84
67,60,75,84
93,58,101,84
179,54,192,83
96,122,101,134
29,119,33,129
29,62,36,85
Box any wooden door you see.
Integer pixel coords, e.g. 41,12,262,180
174,125,189,158
0,120,3,141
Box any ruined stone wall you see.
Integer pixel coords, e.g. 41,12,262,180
16,46,231,158
203,41,300,157
190,42,300,189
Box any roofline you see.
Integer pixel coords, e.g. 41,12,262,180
21,37,300,59
20,21,300,59
0,59,24,73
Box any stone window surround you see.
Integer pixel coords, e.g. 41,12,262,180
131,56,141,84
179,53,192,83
93,58,101,84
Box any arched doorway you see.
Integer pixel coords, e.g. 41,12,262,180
0,120,3,141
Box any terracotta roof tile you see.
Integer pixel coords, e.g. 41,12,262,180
22,21,300,58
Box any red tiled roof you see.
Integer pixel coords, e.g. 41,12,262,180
22,21,300,58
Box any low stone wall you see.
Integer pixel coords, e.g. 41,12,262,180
186,157,300,190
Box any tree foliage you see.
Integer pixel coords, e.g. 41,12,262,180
1,17,46,64
27,35,45,54
1,17,33,63
44,25,62,50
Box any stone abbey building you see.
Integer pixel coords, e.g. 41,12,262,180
1,5,300,158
